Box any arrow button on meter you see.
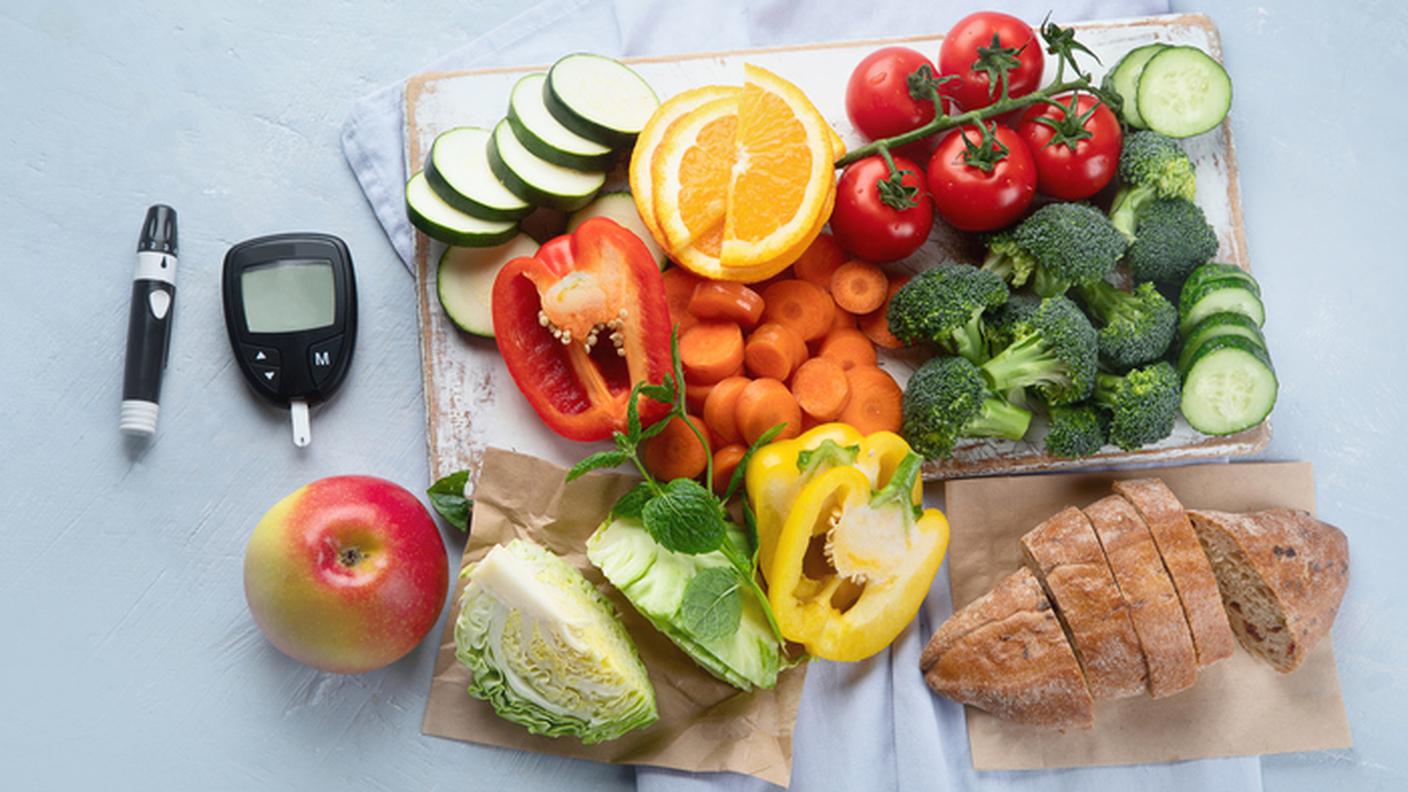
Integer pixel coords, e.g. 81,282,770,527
252,364,280,392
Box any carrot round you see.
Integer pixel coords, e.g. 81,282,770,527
830,260,889,314
858,274,910,350
685,380,713,414
830,305,857,332
688,281,765,328
641,414,710,481
735,378,802,444
661,267,702,335
702,376,750,445
680,321,745,384
791,357,851,421
818,328,878,371
711,444,747,493
792,232,850,290
744,322,807,381
838,365,903,434
760,279,836,342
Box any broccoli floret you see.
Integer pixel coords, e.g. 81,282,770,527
902,356,1032,459
1092,361,1182,450
981,296,1099,406
1076,279,1177,369
887,264,1009,362
1125,198,1219,284
1044,404,1108,458
981,203,1127,297
1109,131,1197,239
983,292,1041,353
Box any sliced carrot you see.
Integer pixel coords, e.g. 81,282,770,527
735,378,802,444
818,327,878,371
792,232,850,290
661,267,702,335
688,281,765,328
830,260,889,314
791,357,851,421
680,321,745,384
702,376,750,445
838,365,903,434
831,305,857,331
760,279,835,342
858,274,910,350
744,322,808,381
711,444,747,493
641,414,710,482
685,380,713,414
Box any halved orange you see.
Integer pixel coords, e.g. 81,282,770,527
629,85,739,248
651,96,738,254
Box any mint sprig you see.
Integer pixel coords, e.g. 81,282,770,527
426,470,472,532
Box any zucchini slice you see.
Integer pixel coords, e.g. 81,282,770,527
567,191,666,268
506,73,614,171
487,120,605,212
1178,277,1265,335
544,53,659,147
1136,46,1233,138
424,127,532,221
1182,261,1260,298
1177,311,1266,374
1103,43,1167,129
406,170,518,247
1181,336,1277,435
437,234,539,337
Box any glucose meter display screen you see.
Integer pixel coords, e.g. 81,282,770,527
241,259,336,333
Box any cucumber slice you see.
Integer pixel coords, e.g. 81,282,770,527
1181,336,1277,435
406,170,518,247
424,127,532,221
568,191,666,269
1179,277,1265,335
1177,311,1265,373
1183,261,1260,298
437,234,539,337
545,53,659,147
1103,43,1167,129
507,73,614,171
487,120,605,212
1136,46,1233,138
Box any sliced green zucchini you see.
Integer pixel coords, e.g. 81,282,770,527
424,127,532,221
1179,277,1265,335
544,53,659,147
487,120,605,212
437,234,539,337
406,170,518,247
1136,46,1233,138
1181,336,1277,435
568,191,666,268
1177,311,1265,374
506,73,614,171
1182,262,1260,299
1103,43,1167,129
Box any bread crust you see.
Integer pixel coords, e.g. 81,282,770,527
1114,478,1236,667
921,568,1094,729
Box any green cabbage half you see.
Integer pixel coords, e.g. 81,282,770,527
586,517,782,691
454,539,658,744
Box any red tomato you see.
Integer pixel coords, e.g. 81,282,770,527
1016,93,1122,200
830,154,934,262
938,12,1044,112
927,124,1036,233
846,47,941,162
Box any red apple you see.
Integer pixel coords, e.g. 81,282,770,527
243,475,448,674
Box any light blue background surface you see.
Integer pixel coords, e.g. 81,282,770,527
2,1,1404,790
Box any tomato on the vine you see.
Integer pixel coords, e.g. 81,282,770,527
938,12,1044,112
927,122,1036,233
1016,92,1122,200
845,47,954,163
830,154,934,263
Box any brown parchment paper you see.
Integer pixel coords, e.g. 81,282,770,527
942,461,1353,771
421,447,807,785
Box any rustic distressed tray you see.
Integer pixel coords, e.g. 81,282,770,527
404,13,1268,491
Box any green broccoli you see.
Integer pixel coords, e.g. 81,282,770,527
981,203,1128,297
901,356,1032,459
980,296,1099,406
1076,279,1177,369
887,264,1009,362
1109,131,1197,240
1092,361,1182,450
1043,404,1108,458
983,292,1041,354
1125,197,1219,284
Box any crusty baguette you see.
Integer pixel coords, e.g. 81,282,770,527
1020,506,1147,699
1113,478,1236,667
921,567,1094,730
1084,496,1197,698
1187,508,1349,673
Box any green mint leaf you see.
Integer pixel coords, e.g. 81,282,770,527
722,422,787,502
610,481,655,521
679,567,743,643
641,478,726,554
426,471,472,532
566,450,628,482
626,382,645,440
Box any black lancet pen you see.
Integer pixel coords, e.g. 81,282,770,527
120,205,179,438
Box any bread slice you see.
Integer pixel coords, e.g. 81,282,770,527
1084,496,1198,698
1020,506,1147,699
1187,508,1349,673
921,567,1094,729
1113,478,1236,667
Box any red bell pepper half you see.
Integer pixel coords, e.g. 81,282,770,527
491,218,673,441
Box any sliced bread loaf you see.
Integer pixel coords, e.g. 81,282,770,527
1187,508,1349,673
1020,506,1147,699
921,567,1094,730
1113,478,1236,667
1084,495,1198,699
